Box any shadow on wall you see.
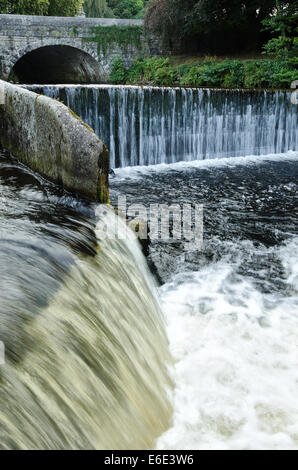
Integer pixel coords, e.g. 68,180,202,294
10,45,102,84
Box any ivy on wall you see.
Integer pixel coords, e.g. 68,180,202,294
84,25,143,56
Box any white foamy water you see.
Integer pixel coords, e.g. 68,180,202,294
157,237,298,450
114,151,298,181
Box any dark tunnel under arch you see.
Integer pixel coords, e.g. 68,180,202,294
10,45,102,84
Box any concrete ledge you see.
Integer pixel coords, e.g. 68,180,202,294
0,80,109,201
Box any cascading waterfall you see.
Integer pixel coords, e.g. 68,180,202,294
26,85,297,168
2,82,297,451
0,151,172,449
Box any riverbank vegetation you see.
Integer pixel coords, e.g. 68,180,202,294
109,56,297,89
1,0,297,89
109,0,297,89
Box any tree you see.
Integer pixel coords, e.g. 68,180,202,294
262,1,298,60
84,0,113,17
107,0,145,18
0,0,13,12
48,0,83,16
0,0,49,14
144,0,297,53
0,0,148,17
0,0,84,15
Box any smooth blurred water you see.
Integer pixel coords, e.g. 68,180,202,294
25,85,298,168
0,150,172,450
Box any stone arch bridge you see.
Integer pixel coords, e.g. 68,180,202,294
0,14,150,83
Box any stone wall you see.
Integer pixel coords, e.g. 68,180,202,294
0,15,148,82
0,79,109,201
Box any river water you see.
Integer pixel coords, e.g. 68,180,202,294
1,85,298,449
110,152,298,450
0,150,171,450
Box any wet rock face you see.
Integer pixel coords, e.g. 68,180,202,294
0,80,109,202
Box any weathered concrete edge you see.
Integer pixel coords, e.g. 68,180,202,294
0,79,109,202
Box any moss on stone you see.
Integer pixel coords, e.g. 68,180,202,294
68,108,95,134
97,144,110,204
84,25,143,57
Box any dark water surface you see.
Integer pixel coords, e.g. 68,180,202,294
110,153,298,286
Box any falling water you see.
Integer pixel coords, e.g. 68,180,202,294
110,152,298,450
26,85,297,168
2,84,297,450
0,152,172,450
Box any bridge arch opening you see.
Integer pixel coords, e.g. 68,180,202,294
10,45,101,84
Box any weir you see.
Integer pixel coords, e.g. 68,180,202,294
0,78,297,449
28,85,298,168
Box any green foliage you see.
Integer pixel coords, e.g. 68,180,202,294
262,2,298,62
83,0,148,18
110,56,179,85
262,3,298,38
181,58,296,90
107,0,146,19
129,57,168,82
48,0,83,16
0,0,49,14
109,58,127,83
0,0,83,15
263,35,298,60
0,0,147,17
111,56,297,90
125,57,147,82
83,0,113,18
84,25,143,56
222,61,245,88
243,59,297,89
145,0,297,53
126,57,178,85
151,65,178,86
180,60,245,88
180,58,297,90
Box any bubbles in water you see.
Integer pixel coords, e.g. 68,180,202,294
157,238,298,450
